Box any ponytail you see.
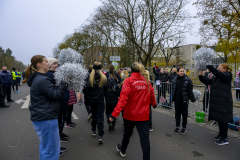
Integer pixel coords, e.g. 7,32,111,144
22,65,36,83
22,55,45,83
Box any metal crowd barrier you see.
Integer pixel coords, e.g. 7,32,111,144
154,82,240,130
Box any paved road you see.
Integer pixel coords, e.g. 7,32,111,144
0,85,240,160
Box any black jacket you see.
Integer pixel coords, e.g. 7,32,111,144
86,72,105,103
105,71,121,84
153,67,167,82
27,72,67,121
199,65,233,123
167,72,178,83
82,70,91,105
104,80,120,106
172,75,195,103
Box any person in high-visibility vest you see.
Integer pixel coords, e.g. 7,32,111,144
16,69,22,86
12,68,19,92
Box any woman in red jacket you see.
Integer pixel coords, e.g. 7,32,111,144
110,62,157,160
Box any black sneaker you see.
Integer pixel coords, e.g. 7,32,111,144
180,128,186,135
116,144,126,157
215,138,229,145
60,137,69,143
0,105,9,108
60,147,67,152
213,135,221,141
122,124,124,128
98,136,103,144
59,152,63,157
174,128,179,134
70,122,76,126
61,133,70,139
7,99,14,102
92,131,97,136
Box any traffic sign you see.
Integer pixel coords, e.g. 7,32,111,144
110,56,121,61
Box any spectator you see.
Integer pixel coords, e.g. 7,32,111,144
12,68,19,92
199,64,233,145
172,68,195,134
0,74,9,108
22,55,68,159
234,72,240,101
0,66,14,102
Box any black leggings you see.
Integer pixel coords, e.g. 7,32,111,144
66,105,73,125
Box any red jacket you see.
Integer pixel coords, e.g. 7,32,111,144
111,72,156,121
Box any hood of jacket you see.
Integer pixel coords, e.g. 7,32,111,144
27,72,46,87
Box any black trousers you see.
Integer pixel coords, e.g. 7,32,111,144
149,105,152,128
106,103,117,126
236,89,240,99
0,86,6,106
58,100,68,136
203,90,210,111
121,119,150,160
90,101,105,137
2,85,11,101
218,122,228,139
17,78,21,86
66,105,73,125
175,101,188,128
12,80,18,91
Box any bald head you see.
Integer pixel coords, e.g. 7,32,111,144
2,66,7,71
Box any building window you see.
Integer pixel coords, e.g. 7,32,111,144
104,61,107,67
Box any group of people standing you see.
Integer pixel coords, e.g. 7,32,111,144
0,66,25,108
23,53,234,160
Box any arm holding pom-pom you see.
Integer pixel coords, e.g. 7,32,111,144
207,65,231,83
199,71,213,85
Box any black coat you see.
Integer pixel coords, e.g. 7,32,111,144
167,72,178,83
105,71,121,84
27,72,67,121
153,67,167,82
86,72,105,103
172,75,195,103
199,65,233,123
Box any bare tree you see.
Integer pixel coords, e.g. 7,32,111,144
84,0,192,67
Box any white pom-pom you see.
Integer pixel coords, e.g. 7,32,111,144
58,48,84,65
54,63,88,91
193,90,202,101
193,47,215,71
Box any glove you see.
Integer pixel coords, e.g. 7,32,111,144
61,81,68,87
153,103,158,109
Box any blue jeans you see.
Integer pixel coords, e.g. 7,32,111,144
32,119,60,160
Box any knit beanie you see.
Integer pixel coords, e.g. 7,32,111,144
48,58,58,68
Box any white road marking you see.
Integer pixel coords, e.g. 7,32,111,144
21,95,30,109
15,99,25,104
71,112,78,119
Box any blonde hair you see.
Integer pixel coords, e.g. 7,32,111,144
139,65,150,90
89,62,107,87
121,70,129,80
220,63,232,73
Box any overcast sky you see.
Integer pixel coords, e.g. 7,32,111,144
0,0,200,65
